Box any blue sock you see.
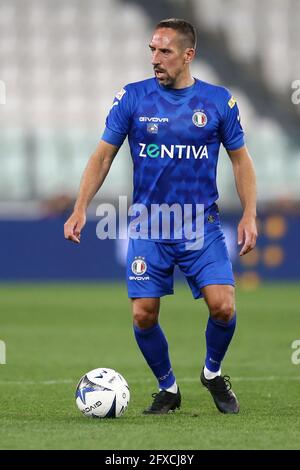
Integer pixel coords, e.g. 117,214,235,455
205,313,237,372
133,323,176,389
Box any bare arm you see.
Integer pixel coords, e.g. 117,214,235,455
227,145,258,256
64,140,119,243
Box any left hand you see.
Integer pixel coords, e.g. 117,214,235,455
237,215,258,256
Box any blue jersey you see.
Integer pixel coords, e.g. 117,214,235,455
102,78,244,241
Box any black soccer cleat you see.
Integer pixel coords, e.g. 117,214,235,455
200,368,239,414
143,388,181,415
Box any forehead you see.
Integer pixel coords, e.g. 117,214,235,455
150,28,180,48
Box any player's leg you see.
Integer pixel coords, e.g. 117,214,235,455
127,239,180,414
202,284,236,378
132,297,181,414
177,220,239,413
200,284,239,414
132,297,177,391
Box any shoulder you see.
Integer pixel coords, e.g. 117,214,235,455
113,78,156,113
123,77,157,98
198,79,233,103
197,79,237,119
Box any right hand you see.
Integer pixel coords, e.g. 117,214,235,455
64,211,86,244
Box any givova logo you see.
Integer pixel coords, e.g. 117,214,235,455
139,143,208,159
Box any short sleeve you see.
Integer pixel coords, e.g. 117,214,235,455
219,89,245,151
101,86,132,147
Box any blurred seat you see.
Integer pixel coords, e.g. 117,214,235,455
192,0,299,95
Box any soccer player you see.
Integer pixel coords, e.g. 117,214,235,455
64,19,257,415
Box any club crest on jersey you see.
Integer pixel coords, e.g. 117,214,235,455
192,111,207,127
131,257,147,275
147,123,158,134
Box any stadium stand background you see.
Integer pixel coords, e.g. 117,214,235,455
0,0,299,284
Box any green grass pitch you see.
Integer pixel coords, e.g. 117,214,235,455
0,282,299,450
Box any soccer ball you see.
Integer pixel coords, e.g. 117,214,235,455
75,367,130,418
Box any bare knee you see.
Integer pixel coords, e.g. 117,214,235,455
132,298,160,329
202,285,235,323
209,299,235,323
134,310,158,329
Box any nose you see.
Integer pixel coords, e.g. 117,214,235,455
151,50,160,66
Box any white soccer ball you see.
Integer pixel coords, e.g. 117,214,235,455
75,368,130,418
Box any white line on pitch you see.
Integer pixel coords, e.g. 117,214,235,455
0,376,299,385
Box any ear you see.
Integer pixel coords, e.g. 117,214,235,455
184,48,195,64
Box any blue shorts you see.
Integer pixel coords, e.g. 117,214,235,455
126,219,235,300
